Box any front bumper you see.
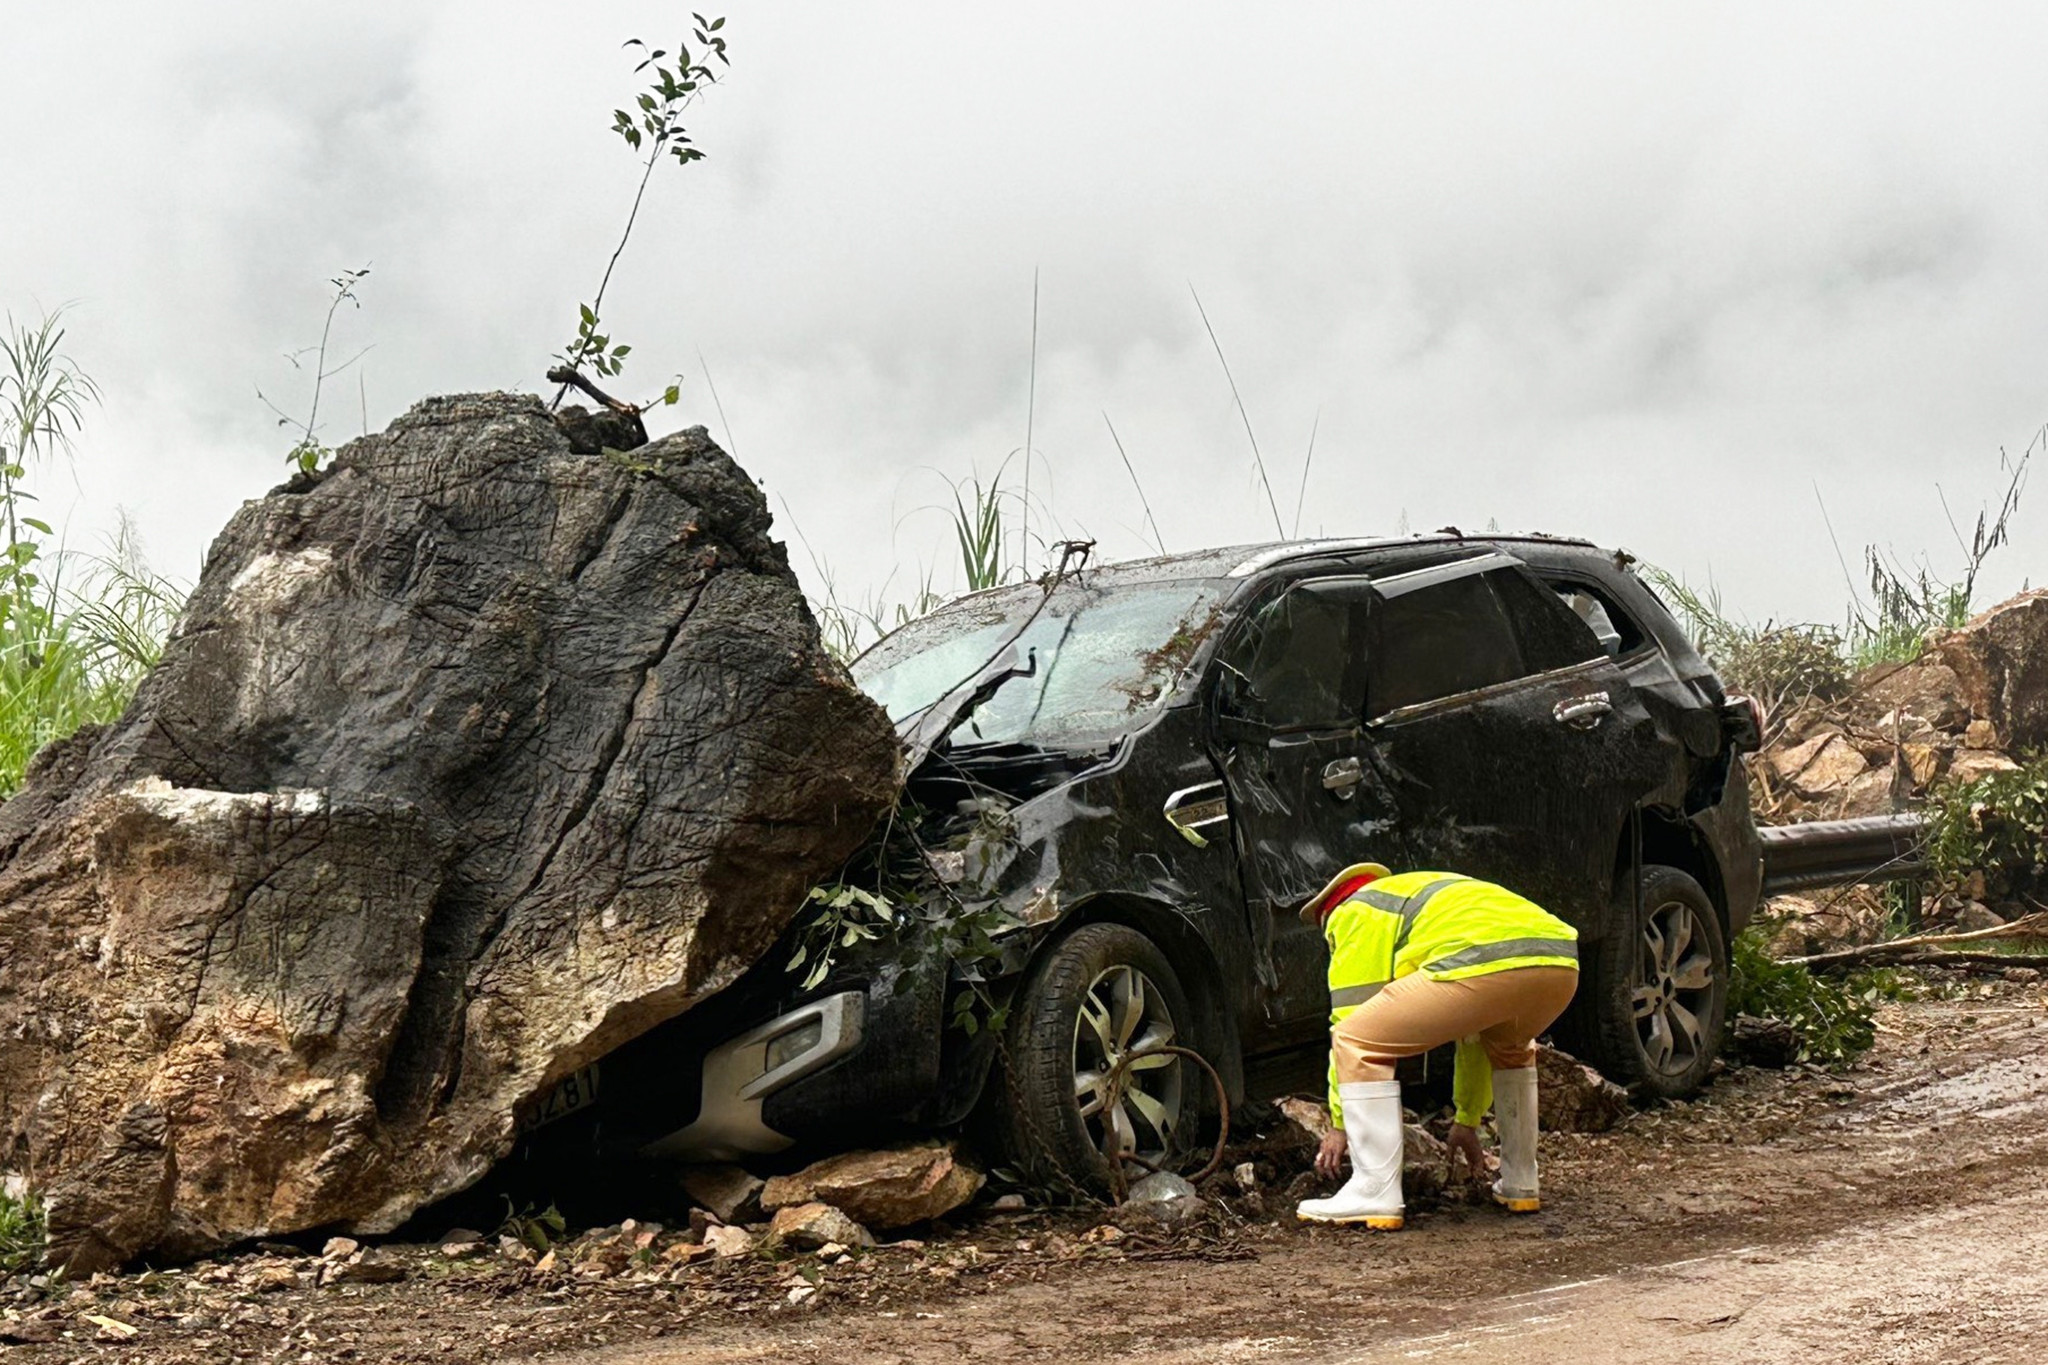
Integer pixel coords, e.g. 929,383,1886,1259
639,990,866,1161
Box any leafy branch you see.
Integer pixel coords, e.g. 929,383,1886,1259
552,16,730,409
257,266,371,475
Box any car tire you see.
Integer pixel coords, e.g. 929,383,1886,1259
983,923,1194,1194
1570,864,1728,1100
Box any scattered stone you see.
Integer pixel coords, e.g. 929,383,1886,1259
1901,742,1946,790
687,1208,723,1238
1125,1171,1199,1206
1402,1124,1451,1197
1950,749,2021,784
1964,718,2000,749
439,1239,487,1259
1232,1162,1259,1193
1537,1047,1631,1133
765,1202,875,1252
1772,731,1869,797
2003,967,2041,984
760,1141,984,1230
703,1224,756,1259
1957,901,2007,933
680,1165,766,1226
323,1247,407,1285
1276,1095,1334,1144
321,1237,360,1261
989,1192,1026,1212
0,1318,61,1344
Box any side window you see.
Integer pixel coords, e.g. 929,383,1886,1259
1543,577,1645,657
1367,571,1526,716
1488,568,1606,673
1218,579,1368,729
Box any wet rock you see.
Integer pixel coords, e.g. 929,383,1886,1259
1901,742,1947,790
1728,1014,1802,1069
0,394,902,1271
765,1202,875,1252
760,1141,984,1231
1964,718,1999,749
1537,1048,1630,1133
1859,661,1970,733
680,1164,765,1226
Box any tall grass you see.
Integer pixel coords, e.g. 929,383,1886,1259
0,312,183,796
0,537,182,794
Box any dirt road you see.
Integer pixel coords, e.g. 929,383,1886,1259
578,988,2048,1365
8,987,2044,1363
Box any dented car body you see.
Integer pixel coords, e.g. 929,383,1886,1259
598,534,1764,1178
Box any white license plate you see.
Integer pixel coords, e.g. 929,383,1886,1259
523,1064,601,1131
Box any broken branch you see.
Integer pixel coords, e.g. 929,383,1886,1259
1786,913,2048,969
544,366,640,416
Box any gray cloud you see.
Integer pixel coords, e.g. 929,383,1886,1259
5,1,2044,628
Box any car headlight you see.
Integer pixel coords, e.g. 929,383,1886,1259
763,1017,826,1075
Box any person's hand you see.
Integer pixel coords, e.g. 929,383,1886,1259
1446,1122,1496,1181
1315,1129,1348,1180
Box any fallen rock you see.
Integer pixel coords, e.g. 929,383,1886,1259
322,1247,407,1285
0,394,901,1271
760,1141,984,1230
679,1164,765,1225
764,1201,875,1252
1956,901,2006,933
1934,589,2048,752
703,1224,756,1259
1950,749,2022,784
1125,1171,1199,1206
1537,1048,1630,1133
1727,1014,1801,1068
1773,732,1869,797
1402,1123,1450,1197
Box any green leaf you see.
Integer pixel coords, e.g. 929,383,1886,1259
21,518,50,535
579,303,596,326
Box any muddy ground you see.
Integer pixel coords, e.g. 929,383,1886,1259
6,979,2044,1364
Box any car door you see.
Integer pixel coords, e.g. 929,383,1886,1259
1208,575,1399,1047
1360,554,1673,930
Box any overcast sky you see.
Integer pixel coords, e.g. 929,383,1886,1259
7,3,2045,632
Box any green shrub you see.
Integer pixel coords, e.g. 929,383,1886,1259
1728,922,1879,1066
1924,755,2048,904
0,1183,43,1277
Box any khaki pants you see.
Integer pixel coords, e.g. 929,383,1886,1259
1332,966,1580,1083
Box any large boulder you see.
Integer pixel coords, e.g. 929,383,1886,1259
1934,590,2048,752
0,394,901,1271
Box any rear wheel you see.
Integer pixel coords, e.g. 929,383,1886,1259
983,923,1193,1193
1573,864,1728,1099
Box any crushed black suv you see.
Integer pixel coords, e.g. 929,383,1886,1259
595,534,1764,1186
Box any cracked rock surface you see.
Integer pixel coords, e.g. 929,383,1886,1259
0,393,900,1272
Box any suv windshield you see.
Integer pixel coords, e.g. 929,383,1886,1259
853,576,1228,748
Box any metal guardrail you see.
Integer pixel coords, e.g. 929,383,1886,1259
1757,812,1928,896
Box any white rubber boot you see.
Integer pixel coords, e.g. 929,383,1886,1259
1492,1065,1540,1212
1296,1080,1404,1229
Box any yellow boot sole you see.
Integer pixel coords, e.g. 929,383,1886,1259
1494,1193,1541,1214
1297,1212,1404,1230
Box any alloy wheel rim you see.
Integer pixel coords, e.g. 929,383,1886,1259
1072,963,1184,1166
1631,898,1717,1077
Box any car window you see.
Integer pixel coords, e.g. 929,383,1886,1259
1543,577,1645,657
1367,570,1526,715
1488,568,1607,672
1218,578,1369,729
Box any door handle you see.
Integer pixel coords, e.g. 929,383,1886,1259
1553,692,1613,729
1322,756,1364,798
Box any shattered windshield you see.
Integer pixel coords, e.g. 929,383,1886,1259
853,576,1228,748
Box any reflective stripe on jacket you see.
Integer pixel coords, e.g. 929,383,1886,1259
1325,872,1579,1129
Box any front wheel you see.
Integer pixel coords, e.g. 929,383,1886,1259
1571,864,1728,1099
981,923,1193,1194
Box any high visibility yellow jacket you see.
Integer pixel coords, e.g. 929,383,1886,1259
1325,871,1579,1130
